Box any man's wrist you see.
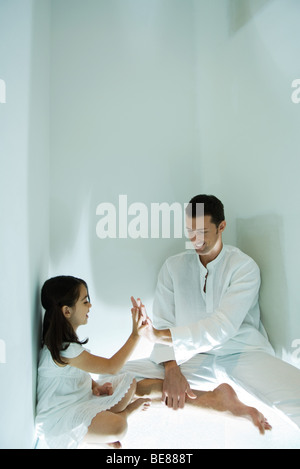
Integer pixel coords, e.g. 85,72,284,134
154,327,172,344
163,360,179,371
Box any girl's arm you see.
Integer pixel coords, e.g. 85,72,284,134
65,307,146,374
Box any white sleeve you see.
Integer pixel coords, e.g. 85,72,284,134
171,260,261,365
150,261,177,364
60,342,87,359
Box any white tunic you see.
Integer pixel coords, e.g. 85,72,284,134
150,245,274,365
35,343,135,449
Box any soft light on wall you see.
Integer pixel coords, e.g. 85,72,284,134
193,0,300,366
1,0,300,450
49,0,201,357
0,78,6,103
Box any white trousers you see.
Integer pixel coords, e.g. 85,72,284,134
121,352,300,429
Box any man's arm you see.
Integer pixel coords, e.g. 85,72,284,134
162,360,196,409
131,294,196,409
150,261,178,364
133,313,196,409
170,259,261,364
150,262,194,409
137,257,260,407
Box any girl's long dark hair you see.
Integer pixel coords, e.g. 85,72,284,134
41,276,89,365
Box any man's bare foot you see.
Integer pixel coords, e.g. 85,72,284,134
210,384,272,434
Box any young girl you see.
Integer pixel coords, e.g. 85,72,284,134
35,276,151,449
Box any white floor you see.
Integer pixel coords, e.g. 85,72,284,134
36,317,300,449
123,396,300,449
36,381,300,450
81,321,300,449
37,414,300,449
120,386,300,449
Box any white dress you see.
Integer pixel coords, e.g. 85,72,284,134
35,343,135,449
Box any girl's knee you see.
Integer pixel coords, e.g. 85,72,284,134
124,378,137,402
109,379,137,413
111,414,128,440
131,378,137,392
86,411,128,444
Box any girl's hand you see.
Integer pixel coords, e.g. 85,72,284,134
92,381,113,396
130,296,147,324
130,297,157,342
131,306,148,337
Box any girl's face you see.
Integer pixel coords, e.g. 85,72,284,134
64,284,92,331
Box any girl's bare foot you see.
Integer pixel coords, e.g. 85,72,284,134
107,440,122,449
123,398,151,417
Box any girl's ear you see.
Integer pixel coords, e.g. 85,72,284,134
61,305,71,318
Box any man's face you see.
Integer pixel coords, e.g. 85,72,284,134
186,214,226,257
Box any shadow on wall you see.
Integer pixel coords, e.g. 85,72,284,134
30,284,43,409
236,214,288,359
27,0,50,425
88,191,185,308
228,0,274,34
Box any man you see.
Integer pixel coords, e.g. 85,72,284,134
125,195,300,428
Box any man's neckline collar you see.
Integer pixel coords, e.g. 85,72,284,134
196,244,226,270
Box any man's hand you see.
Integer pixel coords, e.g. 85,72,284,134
163,361,196,410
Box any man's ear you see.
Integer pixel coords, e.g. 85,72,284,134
61,305,71,318
218,220,227,233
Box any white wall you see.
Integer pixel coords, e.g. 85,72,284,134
0,0,50,449
193,0,300,364
50,0,300,365
49,0,201,357
1,0,300,449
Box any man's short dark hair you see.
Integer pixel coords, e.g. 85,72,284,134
186,194,225,227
